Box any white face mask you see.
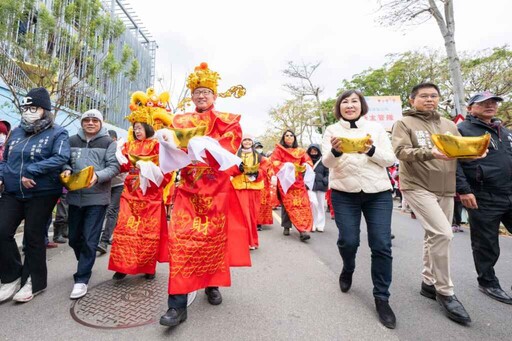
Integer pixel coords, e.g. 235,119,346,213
0,133,6,146
22,111,42,123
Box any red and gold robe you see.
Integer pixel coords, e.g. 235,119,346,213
270,144,313,232
231,150,265,248
109,138,170,275
168,106,249,294
257,156,274,225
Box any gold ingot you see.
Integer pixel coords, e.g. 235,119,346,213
171,125,207,148
337,134,372,153
60,166,94,191
294,164,306,173
244,164,259,174
431,133,490,158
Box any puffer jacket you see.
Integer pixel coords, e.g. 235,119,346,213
0,124,70,199
307,144,329,192
391,109,459,196
322,118,395,193
64,127,119,207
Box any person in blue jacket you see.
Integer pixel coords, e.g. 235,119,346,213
0,87,70,303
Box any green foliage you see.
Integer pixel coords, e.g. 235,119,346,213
121,44,133,65
127,59,140,82
338,47,512,122
0,0,137,114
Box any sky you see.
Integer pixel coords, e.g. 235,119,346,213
126,0,512,137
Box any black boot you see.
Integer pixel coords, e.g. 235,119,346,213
375,298,396,329
339,270,353,293
299,232,311,242
112,272,127,280
159,307,187,327
283,227,290,236
205,287,222,305
420,282,436,300
436,294,471,324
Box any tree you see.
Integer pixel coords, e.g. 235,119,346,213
341,50,452,114
260,96,317,149
377,0,466,116
283,61,326,133
339,47,512,124
0,0,135,125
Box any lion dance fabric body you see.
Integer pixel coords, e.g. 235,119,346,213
168,107,250,294
109,88,174,275
271,144,314,232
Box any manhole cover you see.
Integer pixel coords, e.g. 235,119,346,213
70,275,168,329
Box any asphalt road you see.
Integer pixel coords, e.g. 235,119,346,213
1,204,511,341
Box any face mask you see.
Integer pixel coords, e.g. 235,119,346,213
22,111,42,123
0,134,6,146
255,148,263,153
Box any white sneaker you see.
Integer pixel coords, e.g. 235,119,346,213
0,278,21,302
13,277,40,302
70,283,88,299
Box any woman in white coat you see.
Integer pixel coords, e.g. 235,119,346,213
322,90,397,329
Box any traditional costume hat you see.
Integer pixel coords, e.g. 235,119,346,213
177,62,246,111
126,87,173,128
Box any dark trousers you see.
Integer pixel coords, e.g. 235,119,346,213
0,193,59,292
468,191,512,288
331,190,393,300
452,200,463,226
277,190,291,228
100,185,123,244
53,192,68,239
168,294,188,309
68,204,107,284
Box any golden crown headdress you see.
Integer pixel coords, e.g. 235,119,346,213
178,62,246,111
125,87,173,127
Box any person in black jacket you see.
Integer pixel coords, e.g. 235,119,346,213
307,144,329,232
456,91,512,305
0,87,70,303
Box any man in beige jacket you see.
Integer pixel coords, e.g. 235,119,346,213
391,82,471,324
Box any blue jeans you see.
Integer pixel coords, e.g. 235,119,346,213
68,205,107,284
331,190,393,300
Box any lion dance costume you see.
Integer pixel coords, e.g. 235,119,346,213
108,88,174,276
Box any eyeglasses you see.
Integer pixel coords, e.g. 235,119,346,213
83,118,100,123
192,89,213,96
21,106,39,113
417,94,440,99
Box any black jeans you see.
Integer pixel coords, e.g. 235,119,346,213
0,193,59,292
68,204,107,284
452,200,463,226
168,294,188,309
53,192,68,239
331,190,393,300
468,191,512,288
100,185,123,244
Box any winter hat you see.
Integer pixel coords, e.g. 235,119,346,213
242,133,254,141
0,120,10,135
21,87,52,111
81,109,104,124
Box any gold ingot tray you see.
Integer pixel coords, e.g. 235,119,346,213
171,126,207,148
60,166,94,191
431,133,490,158
337,134,371,153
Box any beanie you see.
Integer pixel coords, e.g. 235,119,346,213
81,109,104,124
22,87,52,111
